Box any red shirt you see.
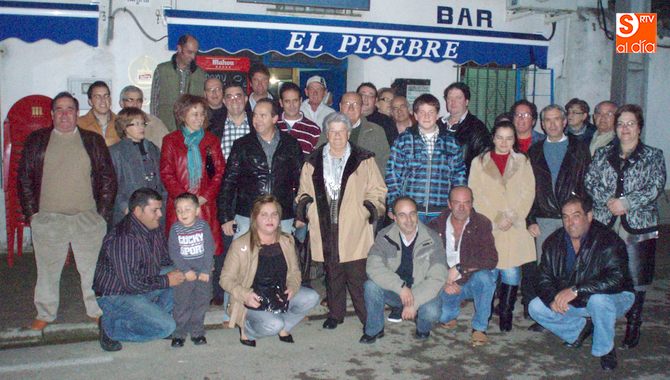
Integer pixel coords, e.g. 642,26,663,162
518,136,532,153
491,151,510,176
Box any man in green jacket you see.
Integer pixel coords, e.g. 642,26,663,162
360,196,447,343
150,34,206,132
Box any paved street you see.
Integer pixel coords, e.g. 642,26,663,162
0,227,668,379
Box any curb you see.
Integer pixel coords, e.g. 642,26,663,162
1,306,343,350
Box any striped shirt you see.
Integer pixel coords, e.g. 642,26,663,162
277,112,321,155
93,214,171,296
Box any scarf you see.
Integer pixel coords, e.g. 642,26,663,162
181,126,204,190
322,143,351,201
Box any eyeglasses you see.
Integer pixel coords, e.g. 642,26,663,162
342,101,361,109
378,97,393,102
391,105,408,112
206,87,223,94
616,120,638,128
224,93,244,100
514,112,532,119
596,111,615,117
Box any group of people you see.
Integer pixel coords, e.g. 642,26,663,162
18,33,665,372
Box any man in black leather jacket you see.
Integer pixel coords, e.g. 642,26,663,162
522,104,591,329
218,98,303,238
529,196,634,371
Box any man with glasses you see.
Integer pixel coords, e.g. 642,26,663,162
565,98,596,145
589,101,618,156
376,88,395,117
210,82,252,310
510,99,545,154
79,81,119,146
317,92,390,175
150,34,206,132
357,82,397,146
118,85,169,149
204,77,227,134
390,96,414,137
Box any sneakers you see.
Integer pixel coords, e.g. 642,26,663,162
98,318,122,352
387,308,402,323
171,338,185,348
471,330,488,347
415,330,430,340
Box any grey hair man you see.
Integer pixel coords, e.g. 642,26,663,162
119,85,169,148
589,101,618,156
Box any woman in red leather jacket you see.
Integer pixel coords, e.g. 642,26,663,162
160,94,226,256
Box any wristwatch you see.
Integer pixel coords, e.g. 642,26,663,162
570,286,579,296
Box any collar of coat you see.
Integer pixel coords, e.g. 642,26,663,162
170,53,199,73
478,151,528,184
606,140,646,168
382,222,435,252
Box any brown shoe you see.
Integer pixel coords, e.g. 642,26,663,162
440,320,457,329
30,319,49,331
471,330,488,346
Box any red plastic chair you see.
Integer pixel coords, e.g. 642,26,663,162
3,95,53,267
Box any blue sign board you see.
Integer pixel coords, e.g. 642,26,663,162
167,10,548,68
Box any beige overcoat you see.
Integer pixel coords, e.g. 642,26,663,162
297,145,387,263
468,151,536,269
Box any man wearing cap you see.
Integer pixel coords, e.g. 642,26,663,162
301,75,335,131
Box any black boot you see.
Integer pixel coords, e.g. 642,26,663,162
621,291,645,349
499,284,518,332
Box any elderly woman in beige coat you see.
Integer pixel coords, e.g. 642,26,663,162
468,121,535,332
221,195,319,347
295,112,387,330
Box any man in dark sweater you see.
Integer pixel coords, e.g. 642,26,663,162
360,197,447,343
428,186,498,346
94,188,185,351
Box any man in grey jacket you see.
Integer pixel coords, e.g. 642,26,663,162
360,197,447,343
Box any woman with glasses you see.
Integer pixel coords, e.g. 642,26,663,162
468,121,536,332
585,104,666,349
109,107,166,226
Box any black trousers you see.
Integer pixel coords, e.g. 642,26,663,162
324,258,368,324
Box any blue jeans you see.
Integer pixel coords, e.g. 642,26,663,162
493,267,521,286
363,280,441,336
244,287,320,340
439,270,497,332
529,292,634,356
97,288,176,342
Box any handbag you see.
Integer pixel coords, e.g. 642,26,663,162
247,281,289,314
